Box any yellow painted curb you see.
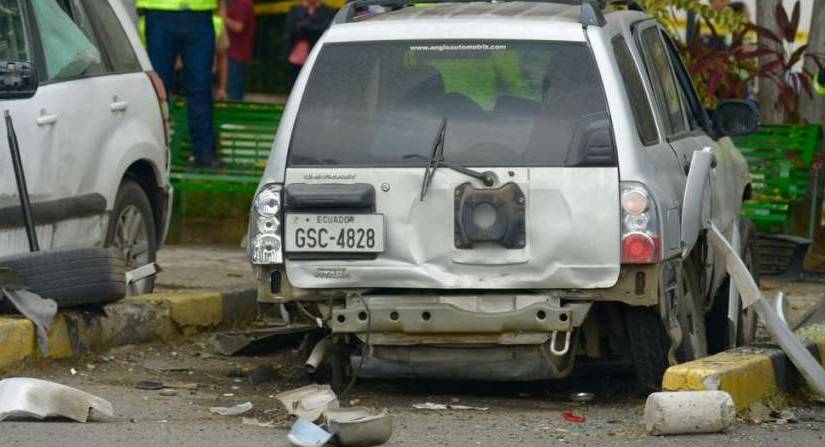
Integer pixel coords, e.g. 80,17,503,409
131,291,224,328
664,323,825,412
663,348,778,411
0,317,36,371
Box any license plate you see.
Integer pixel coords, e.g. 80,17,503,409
285,214,385,253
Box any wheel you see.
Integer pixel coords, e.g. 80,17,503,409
625,260,707,391
106,180,157,296
706,219,760,353
0,248,126,308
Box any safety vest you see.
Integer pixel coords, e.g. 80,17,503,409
816,69,825,97
136,0,217,11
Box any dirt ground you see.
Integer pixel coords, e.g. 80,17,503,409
2,332,825,447
3,246,825,446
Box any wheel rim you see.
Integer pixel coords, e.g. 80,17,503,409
112,205,151,294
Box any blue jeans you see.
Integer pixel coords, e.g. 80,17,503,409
227,57,246,101
145,10,216,165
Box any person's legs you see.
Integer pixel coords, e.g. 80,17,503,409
181,11,217,166
227,57,246,101
144,11,181,96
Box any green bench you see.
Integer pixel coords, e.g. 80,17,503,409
169,99,284,194
734,124,823,233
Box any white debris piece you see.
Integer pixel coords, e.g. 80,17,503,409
0,378,114,423
325,407,393,447
287,417,333,447
276,384,339,421
644,391,735,435
209,401,253,416
412,402,489,411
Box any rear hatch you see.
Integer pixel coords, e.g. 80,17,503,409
282,40,620,289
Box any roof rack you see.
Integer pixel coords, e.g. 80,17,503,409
332,0,643,27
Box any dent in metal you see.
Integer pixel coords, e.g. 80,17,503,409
284,167,620,290
0,378,114,422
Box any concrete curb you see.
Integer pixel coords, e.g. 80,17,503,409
0,288,258,373
663,323,825,411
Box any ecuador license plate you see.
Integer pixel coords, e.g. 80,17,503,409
285,214,385,253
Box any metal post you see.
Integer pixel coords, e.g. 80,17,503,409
5,110,39,251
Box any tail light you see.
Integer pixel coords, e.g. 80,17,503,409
146,71,170,147
249,184,284,265
620,183,661,264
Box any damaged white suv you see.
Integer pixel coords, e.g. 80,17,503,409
248,0,760,389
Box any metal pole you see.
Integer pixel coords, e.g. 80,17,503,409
5,110,39,251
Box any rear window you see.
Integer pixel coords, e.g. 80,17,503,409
288,41,615,168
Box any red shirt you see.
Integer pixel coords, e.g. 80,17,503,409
226,0,257,63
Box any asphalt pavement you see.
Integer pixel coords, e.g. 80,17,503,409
2,245,824,446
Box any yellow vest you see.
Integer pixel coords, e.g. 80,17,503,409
136,0,217,11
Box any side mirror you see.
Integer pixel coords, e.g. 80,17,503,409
714,100,759,137
0,61,38,100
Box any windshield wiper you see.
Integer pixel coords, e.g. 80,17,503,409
406,118,495,201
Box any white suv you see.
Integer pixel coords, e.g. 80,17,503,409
249,0,760,389
0,0,171,295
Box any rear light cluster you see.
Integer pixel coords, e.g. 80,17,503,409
146,71,170,147
249,184,284,265
620,183,661,264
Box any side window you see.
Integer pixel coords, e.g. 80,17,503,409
639,26,688,136
83,0,141,73
30,0,105,81
660,30,711,134
612,35,658,146
0,0,32,63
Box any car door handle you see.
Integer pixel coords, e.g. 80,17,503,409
36,113,58,126
110,100,129,112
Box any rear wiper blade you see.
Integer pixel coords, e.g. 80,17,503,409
405,118,494,201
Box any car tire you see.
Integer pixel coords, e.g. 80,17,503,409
706,219,760,353
625,260,707,391
0,248,126,308
105,179,157,296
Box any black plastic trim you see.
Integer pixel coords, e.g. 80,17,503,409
0,193,107,227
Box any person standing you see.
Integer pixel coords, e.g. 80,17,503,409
283,0,334,86
219,0,257,101
137,0,220,167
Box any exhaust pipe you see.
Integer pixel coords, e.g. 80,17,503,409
304,336,334,374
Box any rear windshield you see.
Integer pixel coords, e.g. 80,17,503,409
288,41,615,167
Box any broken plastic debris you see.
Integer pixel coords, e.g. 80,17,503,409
412,402,489,411
135,381,165,390
562,410,586,423
569,392,595,403
209,401,253,416
325,407,393,447
287,417,333,447
276,384,339,421
0,378,114,423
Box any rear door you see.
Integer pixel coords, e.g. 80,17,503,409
281,40,622,290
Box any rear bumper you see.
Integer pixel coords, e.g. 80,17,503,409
331,299,591,335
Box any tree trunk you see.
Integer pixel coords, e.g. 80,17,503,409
801,0,825,130
757,0,785,124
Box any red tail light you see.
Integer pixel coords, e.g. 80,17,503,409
621,233,661,263
146,70,170,147
620,183,661,264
